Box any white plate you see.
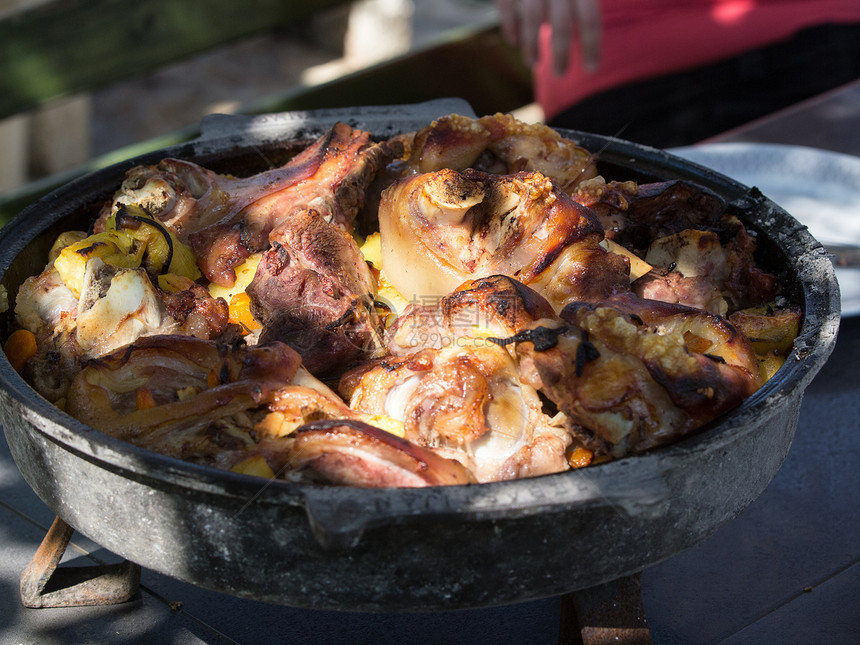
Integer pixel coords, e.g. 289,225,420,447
669,143,860,317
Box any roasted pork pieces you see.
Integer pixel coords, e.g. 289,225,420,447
9,113,795,487
378,168,629,309
396,113,598,192
246,207,383,376
95,122,401,288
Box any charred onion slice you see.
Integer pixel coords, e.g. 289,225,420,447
67,336,302,448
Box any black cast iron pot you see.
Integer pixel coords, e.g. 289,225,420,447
0,99,840,611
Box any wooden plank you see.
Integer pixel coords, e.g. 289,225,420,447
249,24,532,119
0,0,351,119
0,125,195,225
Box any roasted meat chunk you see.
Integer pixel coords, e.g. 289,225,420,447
246,208,383,377
64,335,388,475
513,296,763,457
635,215,780,314
66,337,302,467
378,168,629,310
15,236,229,404
595,180,728,252
337,274,576,482
98,123,400,287
397,113,598,192
384,274,558,355
572,178,780,315
285,419,476,487
343,342,572,483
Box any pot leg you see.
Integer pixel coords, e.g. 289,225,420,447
20,515,141,608
559,572,652,645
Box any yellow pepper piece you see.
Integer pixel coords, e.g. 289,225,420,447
54,231,137,297
167,241,201,281
207,253,262,302
49,231,88,263
108,204,201,281
231,455,276,479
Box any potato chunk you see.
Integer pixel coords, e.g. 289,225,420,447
729,304,801,356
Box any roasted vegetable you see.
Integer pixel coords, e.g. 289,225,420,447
54,205,202,299
231,455,276,478
729,304,801,356
207,253,262,303
4,328,37,372
53,231,137,297
227,292,263,332
107,203,201,280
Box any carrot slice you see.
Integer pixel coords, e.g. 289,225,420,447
4,329,37,372
228,292,262,332
136,387,158,410
568,446,594,469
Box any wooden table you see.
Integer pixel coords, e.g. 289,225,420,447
1,82,858,644
703,78,860,155
636,78,860,644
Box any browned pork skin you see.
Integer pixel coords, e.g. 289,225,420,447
634,216,780,314
16,260,230,404
383,274,557,355
573,179,779,314
247,208,383,377
513,296,763,457
378,168,629,310
570,295,762,391
342,340,572,483
444,275,559,329
64,334,400,475
590,180,728,252
398,113,598,193
286,419,477,487
98,123,399,287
